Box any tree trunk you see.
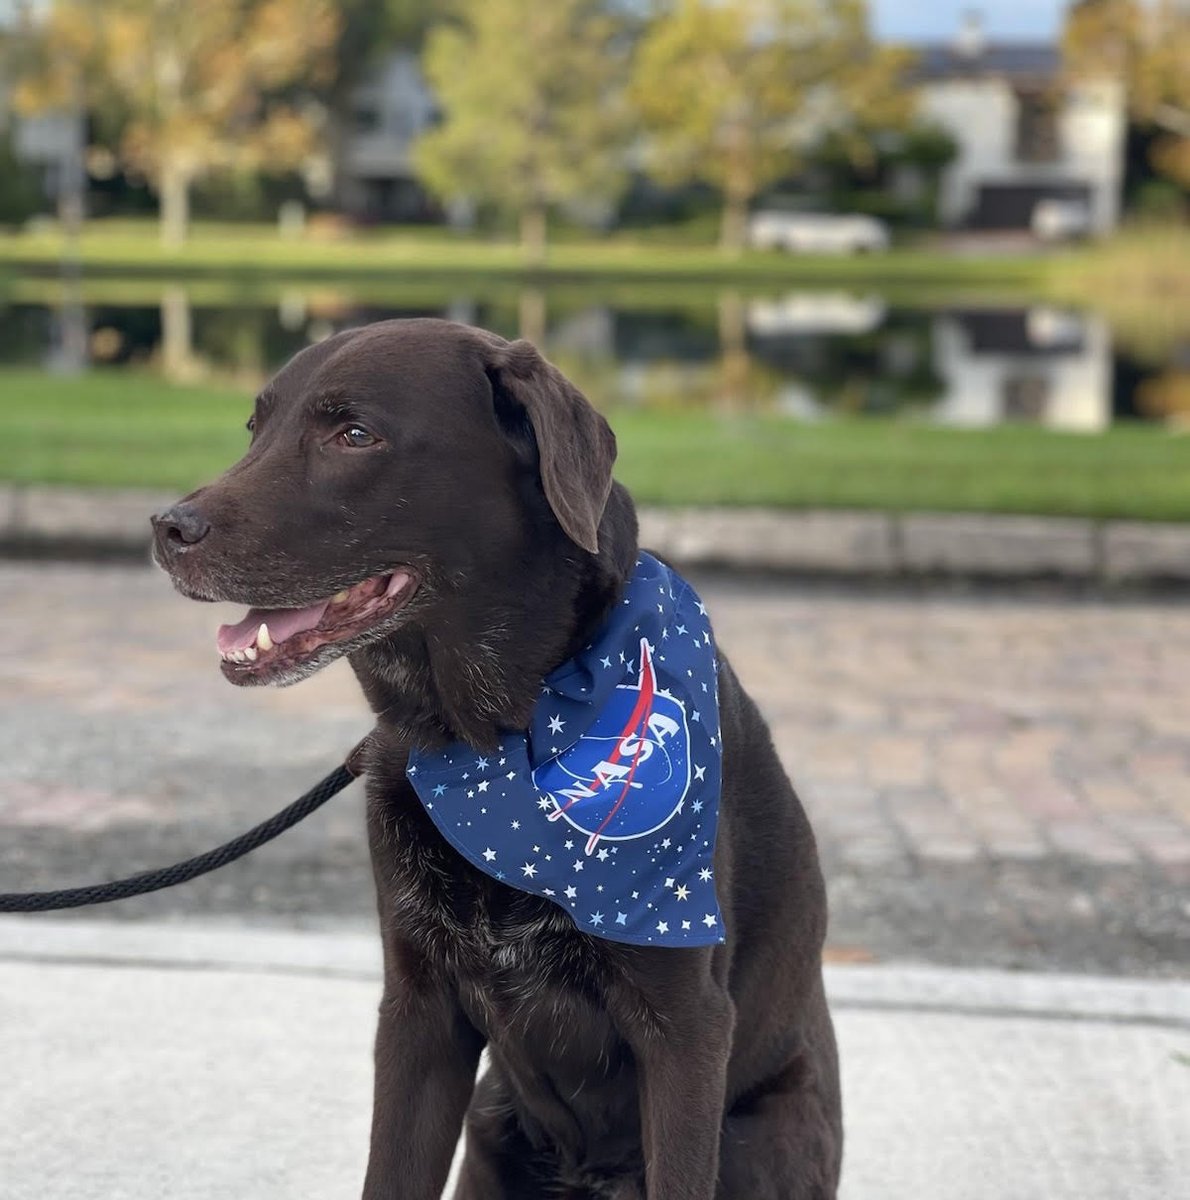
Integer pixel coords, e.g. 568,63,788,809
518,287,547,344
716,290,749,413
520,204,547,267
719,190,749,255
719,111,753,255
159,162,191,249
161,285,195,381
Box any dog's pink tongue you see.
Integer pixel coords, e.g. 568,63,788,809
217,599,331,654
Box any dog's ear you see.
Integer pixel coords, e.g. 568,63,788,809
484,339,617,555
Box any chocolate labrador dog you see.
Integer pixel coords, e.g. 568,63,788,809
152,319,841,1200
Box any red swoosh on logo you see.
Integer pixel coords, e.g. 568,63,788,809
545,639,658,854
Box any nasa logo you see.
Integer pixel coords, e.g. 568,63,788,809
533,639,691,856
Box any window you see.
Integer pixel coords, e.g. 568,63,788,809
1015,90,1059,164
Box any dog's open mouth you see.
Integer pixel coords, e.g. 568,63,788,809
216,569,417,677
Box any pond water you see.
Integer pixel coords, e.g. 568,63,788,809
2,285,1186,430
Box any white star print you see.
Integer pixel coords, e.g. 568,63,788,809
507,771,517,780
477,780,489,793
703,913,717,927
482,848,496,862
590,912,604,926
565,885,578,899
476,757,488,770
616,912,627,925
521,862,537,878
694,764,706,782
692,710,700,722
573,859,584,872
665,877,675,888
697,601,707,615
692,800,704,813
597,848,610,861
565,840,575,850
433,784,446,797
699,868,713,882
661,838,671,849
657,921,669,935
407,765,418,775
548,714,565,734
675,885,690,901
538,797,552,810
682,920,691,930
511,820,521,831
676,624,687,636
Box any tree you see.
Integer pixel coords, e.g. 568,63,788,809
630,0,912,252
414,0,631,263
16,0,341,246
0,130,44,228
1064,0,1190,191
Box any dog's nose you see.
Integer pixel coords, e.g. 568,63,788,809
151,502,211,551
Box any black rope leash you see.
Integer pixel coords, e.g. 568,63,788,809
0,761,358,914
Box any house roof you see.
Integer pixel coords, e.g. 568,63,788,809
914,42,1060,86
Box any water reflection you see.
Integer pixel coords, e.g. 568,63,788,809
1,285,1185,430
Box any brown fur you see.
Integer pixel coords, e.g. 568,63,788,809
153,319,842,1200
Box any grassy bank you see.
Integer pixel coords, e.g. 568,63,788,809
3,369,1188,521
0,218,1048,292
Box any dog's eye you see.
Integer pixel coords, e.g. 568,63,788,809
246,416,256,434
337,425,378,448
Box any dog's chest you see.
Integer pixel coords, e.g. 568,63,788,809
375,800,626,1048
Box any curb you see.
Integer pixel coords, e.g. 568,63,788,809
3,484,1190,583
3,918,1187,1026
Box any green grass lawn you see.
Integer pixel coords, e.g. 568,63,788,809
3,369,1188,521
0,218,1048,292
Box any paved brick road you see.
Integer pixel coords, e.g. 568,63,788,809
1,562,1186,975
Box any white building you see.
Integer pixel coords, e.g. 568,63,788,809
332,50,437,221
931,307,1113,432
914,16,1126,235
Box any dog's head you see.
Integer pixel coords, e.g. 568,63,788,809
152,319,637,745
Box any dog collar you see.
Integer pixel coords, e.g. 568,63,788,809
407,553,725,947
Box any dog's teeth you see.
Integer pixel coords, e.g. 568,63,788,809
332,590,349,604
244,646,258,662
257,623,273,651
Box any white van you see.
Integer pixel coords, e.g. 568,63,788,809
748,212,890,255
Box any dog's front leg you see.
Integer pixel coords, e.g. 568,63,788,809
612,954,735,1200
362,967,484,1200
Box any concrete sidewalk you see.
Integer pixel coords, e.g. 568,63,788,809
0,919,1186,1200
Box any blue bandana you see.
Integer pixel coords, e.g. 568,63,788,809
407,553,725,947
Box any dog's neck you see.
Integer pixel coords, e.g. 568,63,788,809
352,484,639,752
